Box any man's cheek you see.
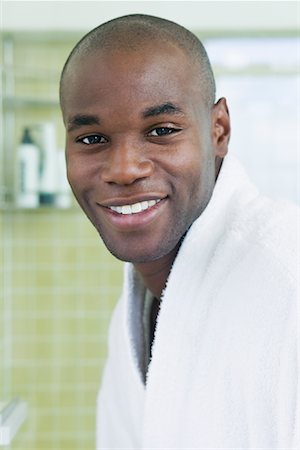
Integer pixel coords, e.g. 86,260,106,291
67,162,85,187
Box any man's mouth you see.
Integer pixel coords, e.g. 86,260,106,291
108,199,161,215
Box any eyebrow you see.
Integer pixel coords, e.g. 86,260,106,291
142,102,185,118
67,114,100,132
67,102,184,132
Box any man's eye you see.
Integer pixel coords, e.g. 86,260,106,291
148,127,178,137
79,135,107,145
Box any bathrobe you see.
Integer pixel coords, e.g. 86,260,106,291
96,155,299,449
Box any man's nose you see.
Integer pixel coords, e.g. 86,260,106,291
102,142,154,185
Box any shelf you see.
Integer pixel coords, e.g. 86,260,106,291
0,199,76,212
0,198,78,212
4,65,61,82
0,206,74,213
3,96,59,109
0,398,28,446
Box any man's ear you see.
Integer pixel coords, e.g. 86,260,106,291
211,97,231,159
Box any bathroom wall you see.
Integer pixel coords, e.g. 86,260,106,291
1,31,123,450
2,209,123,449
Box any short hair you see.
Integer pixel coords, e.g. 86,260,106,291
60,14,216,108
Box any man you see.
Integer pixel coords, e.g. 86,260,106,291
60,14,298,449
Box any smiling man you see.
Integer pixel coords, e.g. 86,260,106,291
60,14,298,450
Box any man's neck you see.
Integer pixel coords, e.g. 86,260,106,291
134,243,181,300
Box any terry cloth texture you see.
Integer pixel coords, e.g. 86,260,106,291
96,154,299,449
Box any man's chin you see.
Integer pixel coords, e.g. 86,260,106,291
98,233,175,264
105,245,166,264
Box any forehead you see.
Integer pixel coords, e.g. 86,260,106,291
63,43,202,116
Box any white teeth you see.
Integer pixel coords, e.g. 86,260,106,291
141,201,148,211
131,202,142,213
109,199,161,215
121,205,131,215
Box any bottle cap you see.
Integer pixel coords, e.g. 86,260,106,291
22,128,34,145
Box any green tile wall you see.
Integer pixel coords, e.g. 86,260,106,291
1,207,123,450
1,31,123,449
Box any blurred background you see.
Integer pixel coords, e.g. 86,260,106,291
0,1,299,449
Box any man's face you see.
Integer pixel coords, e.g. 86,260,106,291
62,43,227,263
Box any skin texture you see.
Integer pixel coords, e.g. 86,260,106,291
61,42,230,299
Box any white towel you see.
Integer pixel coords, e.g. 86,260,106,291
97,155,299,449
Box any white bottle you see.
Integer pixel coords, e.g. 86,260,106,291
39,122,57,206
16,128,39,208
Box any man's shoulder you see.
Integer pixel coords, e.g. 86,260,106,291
187,176,299,288
228,193,299,284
